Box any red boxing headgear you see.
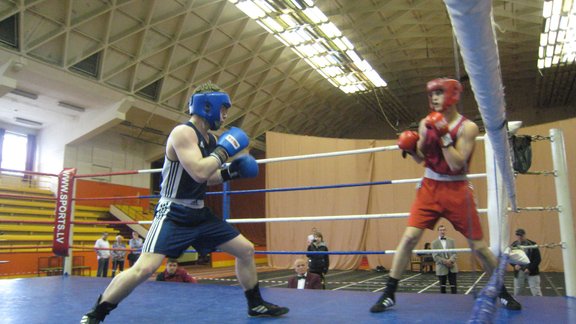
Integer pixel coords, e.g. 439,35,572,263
426,78,463,111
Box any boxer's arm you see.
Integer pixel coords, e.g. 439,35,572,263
169,125,221,183
442,120,479,172
409,119,426,163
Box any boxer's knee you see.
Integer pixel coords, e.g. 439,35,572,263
235,240,255,261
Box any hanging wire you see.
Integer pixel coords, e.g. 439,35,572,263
373,88,399,131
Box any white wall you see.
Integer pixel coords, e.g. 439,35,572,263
64,131,151,189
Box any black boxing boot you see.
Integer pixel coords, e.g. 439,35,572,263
499,286,522,310
244,283,289,317
80,295,117,324
370,277,398,313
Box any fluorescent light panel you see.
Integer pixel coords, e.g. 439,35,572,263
10,88,38,100
58,101,86,112
15,117,42,126
229,0,387,93
538,0,576,69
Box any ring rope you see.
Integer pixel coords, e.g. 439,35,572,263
68,173,488,202
257,144,399,164
514,206,559,212
209,173,487,196
254,248,474,255
65,204,550,227
67,205,551,226
0,193,56,201
225,210,486,224
70,245,133,252
72,220,140,226
73,195,158,201
519,242,564,250
70,139,493,179
1,243,562,252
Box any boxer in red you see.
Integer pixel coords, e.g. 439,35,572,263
370,78,521,313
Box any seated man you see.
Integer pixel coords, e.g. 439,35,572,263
287,258,322,290
156,259,197,283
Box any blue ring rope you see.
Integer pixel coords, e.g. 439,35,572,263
123,179,396,200
208,180,394,195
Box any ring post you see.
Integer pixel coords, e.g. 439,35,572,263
550,128,576,297
52,168,76,257
64,175,79,276
222,181,230,220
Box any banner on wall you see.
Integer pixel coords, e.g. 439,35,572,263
52,168,77,256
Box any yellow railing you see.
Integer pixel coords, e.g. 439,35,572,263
0,173,53,193
114,204,153,222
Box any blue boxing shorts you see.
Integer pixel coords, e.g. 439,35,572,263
142,200,240,258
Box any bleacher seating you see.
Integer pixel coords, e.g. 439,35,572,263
0,182,120,248
37,255,90,276
0,175,149,277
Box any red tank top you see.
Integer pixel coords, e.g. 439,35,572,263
422,116,471,175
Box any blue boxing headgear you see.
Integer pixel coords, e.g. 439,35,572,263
189,92,231,130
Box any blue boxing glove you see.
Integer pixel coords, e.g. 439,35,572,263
221,154,259,181
210,127,249,165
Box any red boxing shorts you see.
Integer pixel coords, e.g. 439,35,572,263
408,177,483,240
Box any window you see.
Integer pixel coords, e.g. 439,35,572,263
1,131,28,173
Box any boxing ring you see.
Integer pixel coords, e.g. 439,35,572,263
2,1,576,323
1,276,574,323
1,127,575,323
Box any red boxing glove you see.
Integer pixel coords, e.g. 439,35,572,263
424,112,453,147
398,131,419,158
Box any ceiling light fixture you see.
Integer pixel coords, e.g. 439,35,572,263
58,101,86,112
538,0,576,69
15,117,43,127
9,88,38,100
228,0,387,94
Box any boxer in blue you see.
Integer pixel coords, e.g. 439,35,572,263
81,82,288,323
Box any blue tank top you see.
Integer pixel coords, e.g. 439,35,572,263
159,122,217,200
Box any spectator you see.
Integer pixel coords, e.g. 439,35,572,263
511,228,542,296
307,232,329,289
417,242,434,273
307,227,319,246
94,232,111,278
156,259,197,283
432,225,458,294
287,258,322,289
111,235,126,278
127,232,143,267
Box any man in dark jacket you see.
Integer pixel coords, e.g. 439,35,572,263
307,232,329,289
511,229,542,296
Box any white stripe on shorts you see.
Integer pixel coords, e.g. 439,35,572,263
144,203,169,253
